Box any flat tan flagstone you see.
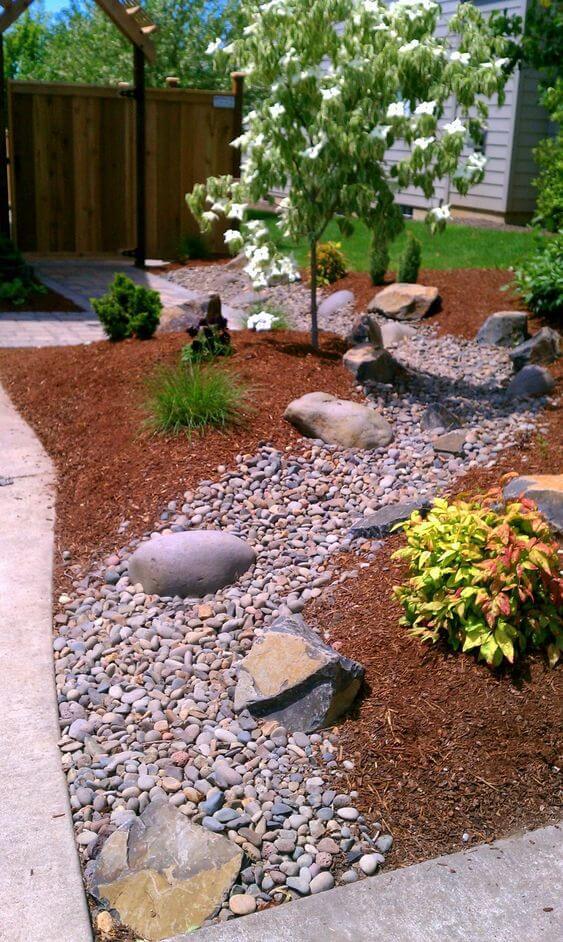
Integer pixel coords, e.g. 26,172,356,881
88,802,242,942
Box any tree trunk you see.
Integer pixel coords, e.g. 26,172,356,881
310,240,319,350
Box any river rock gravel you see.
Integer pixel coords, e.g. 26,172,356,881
53,317,553,931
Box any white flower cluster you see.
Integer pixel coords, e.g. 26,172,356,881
247,310,279,331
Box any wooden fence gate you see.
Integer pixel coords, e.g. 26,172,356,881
8,79,242,259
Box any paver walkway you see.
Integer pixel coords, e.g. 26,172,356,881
0,256,238,348
0,384,92,942
180,824,562,942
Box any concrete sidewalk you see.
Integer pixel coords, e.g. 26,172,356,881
0,384,92,942
179,824,562,942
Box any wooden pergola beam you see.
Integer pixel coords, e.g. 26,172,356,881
94,0,156,64
0,0,156,63
0,0,34,35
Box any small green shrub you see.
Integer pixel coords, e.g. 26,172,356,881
145,361,251,435
0,235,46,306
533,80,563,233
129,285,162,340
91,274,162,341
178,232,211,262
393,490,562,668
314,241,347,286
369,236,389,285
511,234,563,324
0,277,47,307
242,303,292,331
398,233,422,284
181,323,232,365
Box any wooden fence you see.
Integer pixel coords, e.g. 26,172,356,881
8,80,242,259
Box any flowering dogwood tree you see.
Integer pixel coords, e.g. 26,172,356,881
188,0,512,347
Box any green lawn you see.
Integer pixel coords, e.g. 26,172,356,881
252,211,540,272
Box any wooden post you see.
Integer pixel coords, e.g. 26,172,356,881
134,45,146,268
0,35,10,240
231,72,244,179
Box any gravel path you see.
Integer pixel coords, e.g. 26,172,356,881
54,320,551,928
167,263,357,336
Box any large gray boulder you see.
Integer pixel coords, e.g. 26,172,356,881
503,474,563,534
87,802,242,941
234,614,364,732
128,530,255,597
318,289,355,319
510,327,561,371
476,311,528,348
367,283,439,322
284,391,393,449
506,365,555,399
346,314,383,348
343,345,404,384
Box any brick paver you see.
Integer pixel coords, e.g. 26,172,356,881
0,258,203,348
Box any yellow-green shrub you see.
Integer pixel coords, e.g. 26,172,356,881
393,491,562,668
314,241,347,286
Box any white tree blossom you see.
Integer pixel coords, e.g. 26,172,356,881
188,0,512,347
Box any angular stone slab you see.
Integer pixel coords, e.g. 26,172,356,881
367,284,439,322
349,500,430,539
234,615,364,732
346,315,383,348
476,311,528,348
343,346,404,385
421,404,461,432
284,392,393,450
506,365,555,399
128,530,255,598
510,326,560,371
503,474,563,534
433,430,467,455
88,802,242,942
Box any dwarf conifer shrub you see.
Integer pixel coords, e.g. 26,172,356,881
398,233,422,283
369,237,389,286
393,491,562,668
91,274,162,341
314,242,347,286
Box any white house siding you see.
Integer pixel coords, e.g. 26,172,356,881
506,67,552,219
388,0,535,221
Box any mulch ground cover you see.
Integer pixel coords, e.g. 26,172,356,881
0,286,83,314
307,392,562,869
0,264,560,875
327,267,545,338
0,330,349,580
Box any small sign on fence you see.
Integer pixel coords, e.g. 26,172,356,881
213,94,236,110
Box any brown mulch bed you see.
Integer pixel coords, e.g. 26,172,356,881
307,394,562,868
0,286,83,314
0,330,349,578
327,268,545,338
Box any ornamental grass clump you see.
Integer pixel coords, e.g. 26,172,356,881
145,362,251,435
393,491,562,668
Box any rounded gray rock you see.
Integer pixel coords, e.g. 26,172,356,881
128,530,256,598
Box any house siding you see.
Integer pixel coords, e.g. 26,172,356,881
389,0,539,220
505,67,553,217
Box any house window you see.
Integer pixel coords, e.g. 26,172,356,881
399,204,413,218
